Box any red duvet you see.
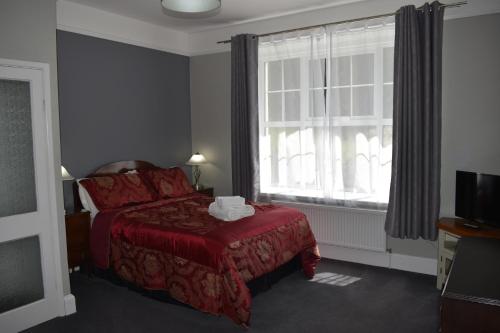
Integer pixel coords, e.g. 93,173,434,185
90,193,320,326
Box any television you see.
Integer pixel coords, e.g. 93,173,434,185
455,170,500,227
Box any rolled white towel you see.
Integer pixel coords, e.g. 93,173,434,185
215,196,245,209
208,202,255,221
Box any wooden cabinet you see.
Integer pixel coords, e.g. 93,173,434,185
436,218,500,289
65,211,91,272
441,237,500,333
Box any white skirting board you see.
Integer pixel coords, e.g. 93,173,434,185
64,294,76,315
389,253,437,276
318,243,437,276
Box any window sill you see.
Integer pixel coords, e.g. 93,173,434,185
259,192,388,212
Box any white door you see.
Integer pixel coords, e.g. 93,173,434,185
0,61,64,332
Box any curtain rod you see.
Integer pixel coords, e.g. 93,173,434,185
216,1,466,44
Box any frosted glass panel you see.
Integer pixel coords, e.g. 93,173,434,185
0,236,44,313
0,79,37,217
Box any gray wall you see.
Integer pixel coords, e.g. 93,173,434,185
190,13,500,259
190,52,232,196
57,31,192,208
440,13,500,216
0,0,70,295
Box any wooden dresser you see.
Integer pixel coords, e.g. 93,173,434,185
441,237,500,332
436,218,500,289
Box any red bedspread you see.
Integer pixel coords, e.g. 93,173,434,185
90,193,320,326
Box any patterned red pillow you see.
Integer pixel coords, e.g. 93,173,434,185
79,173,156,210
142,167,193,198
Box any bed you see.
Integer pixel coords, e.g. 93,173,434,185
75,160,320,326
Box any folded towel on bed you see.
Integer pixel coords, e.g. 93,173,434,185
215,196,245,209
208,202,255,221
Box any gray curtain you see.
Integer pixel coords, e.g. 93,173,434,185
231,34,260,201
385,2,444,241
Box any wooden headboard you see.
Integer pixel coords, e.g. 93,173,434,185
73,160,159,212
87,160,158,177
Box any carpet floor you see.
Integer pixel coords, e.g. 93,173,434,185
26,259,440,333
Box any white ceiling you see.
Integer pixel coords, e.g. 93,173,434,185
63,0,364,32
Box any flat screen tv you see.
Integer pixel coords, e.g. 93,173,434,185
455,170,500,227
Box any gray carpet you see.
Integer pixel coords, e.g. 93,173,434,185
26,259,440,333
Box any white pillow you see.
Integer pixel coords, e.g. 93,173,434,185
77,179,99,220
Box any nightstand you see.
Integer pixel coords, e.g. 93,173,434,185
65,210,91,273
197,187,214,197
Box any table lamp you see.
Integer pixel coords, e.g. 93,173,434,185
61,166,74,181
186,152,206,190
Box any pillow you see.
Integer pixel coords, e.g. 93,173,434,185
77,171,137,219
142,167,193,198
77,179,100,219
79,173,156,210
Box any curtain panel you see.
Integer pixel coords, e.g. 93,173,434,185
231,34,260,201
385,1,444,240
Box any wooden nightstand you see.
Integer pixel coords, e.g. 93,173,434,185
65,210,91,273
197,187,214,197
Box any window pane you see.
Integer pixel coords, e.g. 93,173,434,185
352,86,374,116
340,126,378,194
330,87,350,117
352,54,374,85
268,127,283,186
302,127,318,188
380,126,393,203
284,91,300,121
309,89,326,117
383,47,394,83
285,127,302,187
309,59,325,89
268,127,301,187
267,92,282,121
0,236,44,313
267,61,282,91
383,125,392,148
284,58,300,90
331,56,350,86
0,79,37,217
383,84,393,119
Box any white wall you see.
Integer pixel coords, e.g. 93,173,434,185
190,13,500,259
0,0,70,294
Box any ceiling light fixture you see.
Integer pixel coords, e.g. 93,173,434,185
161,0,221,15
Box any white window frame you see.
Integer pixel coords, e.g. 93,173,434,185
258,38,394,204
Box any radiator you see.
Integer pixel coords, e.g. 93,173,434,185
273,201,387,252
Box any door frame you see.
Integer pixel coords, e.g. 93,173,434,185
0,58,68,325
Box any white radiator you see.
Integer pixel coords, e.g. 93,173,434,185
273,201,387,252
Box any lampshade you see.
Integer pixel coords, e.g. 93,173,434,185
61,166,74,181
186,152,207,165
161,0,221,14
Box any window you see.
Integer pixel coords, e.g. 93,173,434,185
258,18,395,207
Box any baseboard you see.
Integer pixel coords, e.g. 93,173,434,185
63,294,76,315
318,243,391,268
318,243,437,276
389,253,437,276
